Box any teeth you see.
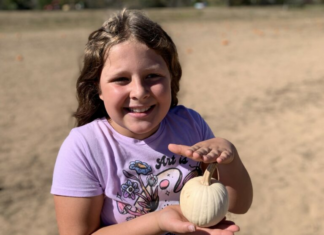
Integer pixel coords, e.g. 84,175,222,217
129,107,150,113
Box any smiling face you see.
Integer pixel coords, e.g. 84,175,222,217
99,40,172,140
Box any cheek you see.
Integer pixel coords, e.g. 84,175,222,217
153,81,172,99
100,85,118,99
100,86,128,109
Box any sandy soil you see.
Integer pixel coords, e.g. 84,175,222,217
1,7,324,235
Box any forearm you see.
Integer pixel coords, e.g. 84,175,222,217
92,210,162,235
55,195,195,235
218,148,253,214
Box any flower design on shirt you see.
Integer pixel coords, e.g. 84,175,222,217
121,180,140,200
117,160,194,222
147,174,158,187
129,160,152,175
120,161,160,215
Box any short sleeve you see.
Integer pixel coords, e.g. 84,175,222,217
170,105,215,141
51,129,103,197
187,108,215,140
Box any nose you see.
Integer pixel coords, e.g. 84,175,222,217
129,77,150,100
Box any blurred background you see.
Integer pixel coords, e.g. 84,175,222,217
1,1,324,235
1,0,324,10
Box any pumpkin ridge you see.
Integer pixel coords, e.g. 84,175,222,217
207,185,212,224
189,178,200,225
190,186,197,224
200,185,209,225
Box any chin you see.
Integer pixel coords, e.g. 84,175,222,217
129,126,158,139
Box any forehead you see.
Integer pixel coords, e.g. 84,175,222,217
104,40,167,69
109,39,150,56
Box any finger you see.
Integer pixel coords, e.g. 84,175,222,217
190,145,210,160
210,218,240,232
215,223,240,232
188,145,201,152
168,143,193,157
168,220,196,233
217,151,234,164
190,148,220,163
196,226,239,235
201,150,220,163
192,147,211,157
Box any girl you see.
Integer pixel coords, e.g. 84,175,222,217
51,9,253,235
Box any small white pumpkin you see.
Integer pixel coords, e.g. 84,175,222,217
180,162,229,227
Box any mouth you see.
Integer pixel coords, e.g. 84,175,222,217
125,105,155,113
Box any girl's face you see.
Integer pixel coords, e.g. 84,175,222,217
99,40,172,140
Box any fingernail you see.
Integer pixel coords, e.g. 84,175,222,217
188,225,195,232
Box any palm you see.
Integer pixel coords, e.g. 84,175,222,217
158,205,239,235
168,137,235,164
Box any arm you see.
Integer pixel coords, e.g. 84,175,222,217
54,195,103,235
169,137,253,214
216,147,253,214
53,195,239,235
54,195,192,235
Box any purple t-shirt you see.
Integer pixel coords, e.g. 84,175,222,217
51,105,214,226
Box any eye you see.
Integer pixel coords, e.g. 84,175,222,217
111,77,130,84
146,74,161,80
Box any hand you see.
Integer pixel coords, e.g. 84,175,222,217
168,138,236,164
156,205,239,235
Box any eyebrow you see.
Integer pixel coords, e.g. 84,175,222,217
107,62,165,73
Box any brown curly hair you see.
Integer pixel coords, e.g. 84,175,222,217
73,9,182,127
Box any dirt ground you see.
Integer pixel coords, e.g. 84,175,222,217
0,7,324,235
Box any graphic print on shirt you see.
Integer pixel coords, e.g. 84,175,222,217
115,159,202,221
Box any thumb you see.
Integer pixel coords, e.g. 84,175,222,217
169,220,196,233
168,143,192,157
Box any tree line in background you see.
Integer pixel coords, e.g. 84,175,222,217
0,0,323,10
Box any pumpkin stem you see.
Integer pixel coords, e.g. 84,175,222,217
202,162,218,186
